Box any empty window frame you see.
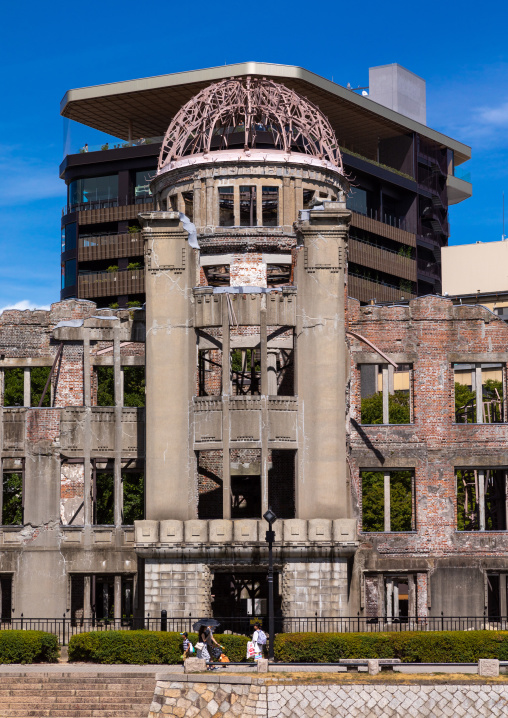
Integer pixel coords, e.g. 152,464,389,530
91,575,134,621
361,470,415,532
360,364,412,424
92,462,114,525
203,264,230,286
231,449,261,519
266,264,292,287
456,469,507,531
3,368,23,406
231,349,261,396
219,187,234,226
123,366,145,407
198,349,222,397
2,464,24,526
262,187,278,226
197,450,223,519
454,363,505,424
122,468,144,524
95,366,114,407
30,367,51,407
267,346,294,396
268,450,295,519
182,191,194,222
385,576,411,621
240,186,257,227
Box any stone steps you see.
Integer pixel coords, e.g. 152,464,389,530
0,675,154,718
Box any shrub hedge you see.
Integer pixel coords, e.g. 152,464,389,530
68,631,249,664
0,631,59,664
274,631,508,663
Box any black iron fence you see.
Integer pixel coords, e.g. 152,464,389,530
0,613,505,645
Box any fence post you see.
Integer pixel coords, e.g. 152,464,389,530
161,610,167,632
484,611,486,631
62,614,66,647
441,611,444,631
315,612,317,633
357,612,360,633
20,614,23,631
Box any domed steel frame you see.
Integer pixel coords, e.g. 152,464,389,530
158,77,343,173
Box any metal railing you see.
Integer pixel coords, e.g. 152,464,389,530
63,196,154,215
1,613,505,645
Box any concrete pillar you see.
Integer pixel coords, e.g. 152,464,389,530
294,202,351,519
114,327,122,526
83,330,92,526
23,368,30,407
386,578,393,622
382,365,389,424
222,298,231,519
83,575,92,620
499,574,507,619
141,212,197,521
267,350,278,395
384,473,391,532
393,581,399,618
408,574,416,619
114,575,122,621
475,364,483,423
478,470,486,531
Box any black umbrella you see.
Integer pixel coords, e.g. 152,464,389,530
192,618,221,631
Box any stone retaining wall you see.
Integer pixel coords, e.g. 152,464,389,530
149,673,508,717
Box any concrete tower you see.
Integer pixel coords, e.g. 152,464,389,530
135,77,357,621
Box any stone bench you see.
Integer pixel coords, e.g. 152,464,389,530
339,658,401,673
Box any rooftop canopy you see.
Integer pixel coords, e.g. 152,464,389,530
157,77,343,173
60,62,471,167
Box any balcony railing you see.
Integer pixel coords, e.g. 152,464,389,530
78,232,143,262
72,136,163,155
78,269,144,299
64,195,154,215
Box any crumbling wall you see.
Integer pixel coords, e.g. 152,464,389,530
348,295,508,617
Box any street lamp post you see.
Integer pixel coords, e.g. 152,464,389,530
263,508,277,660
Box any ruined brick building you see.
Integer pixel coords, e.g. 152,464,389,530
0,76,506,626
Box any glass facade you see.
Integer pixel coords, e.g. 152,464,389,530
62,223,77,253
134,170,152,201
62,259,76,289
69,175,118,207
346,187,368,215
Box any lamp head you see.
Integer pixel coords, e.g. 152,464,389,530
263,508,277,525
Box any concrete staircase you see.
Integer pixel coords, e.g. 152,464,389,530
0,674,154,717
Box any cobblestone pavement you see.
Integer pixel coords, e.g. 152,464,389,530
149,676,508,717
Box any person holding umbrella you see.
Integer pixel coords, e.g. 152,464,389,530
193,619,223,670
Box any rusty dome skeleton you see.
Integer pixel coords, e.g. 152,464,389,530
158,77,343,173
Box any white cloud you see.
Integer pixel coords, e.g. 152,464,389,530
0,300,50,313
477,101,508,127
0,144,64,207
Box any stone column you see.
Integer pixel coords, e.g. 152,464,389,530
385,578,393,623
23,368,30,407
294,202,351,519
140,211,197,520
83,575,92,620
267,350,278,396
114,575,122,621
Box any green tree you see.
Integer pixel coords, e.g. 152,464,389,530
3,368,23,406
361,470,413,532
123,367,145,407
95,472,114,524
3,472,23,525
361,391,410,424
96,367,114,406
454,382,475,423
122,472,144,524
30,366,51,407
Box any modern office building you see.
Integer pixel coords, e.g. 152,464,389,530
60,62,472,309
1,74,507,628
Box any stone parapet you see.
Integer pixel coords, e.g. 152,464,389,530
149,675,508,718
135,518,357,550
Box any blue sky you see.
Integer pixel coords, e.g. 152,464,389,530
0,0,506,309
